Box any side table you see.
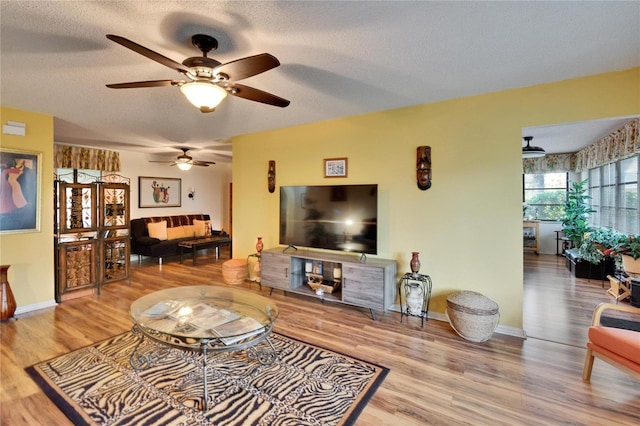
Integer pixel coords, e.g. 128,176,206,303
399,272,432,327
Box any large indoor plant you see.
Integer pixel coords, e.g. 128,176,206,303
561,179,595,249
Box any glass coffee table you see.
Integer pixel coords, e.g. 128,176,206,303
129,285,278,410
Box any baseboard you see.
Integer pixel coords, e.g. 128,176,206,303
14,299,58,316
388,303,527,339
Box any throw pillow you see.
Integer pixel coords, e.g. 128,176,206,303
182,225,196,238
193,219,211,237
147,221,168,241
166,226,184,240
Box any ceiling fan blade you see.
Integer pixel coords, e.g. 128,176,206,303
106,80,182,89
214,53,280,81
148,160,176,163
106,34,192,74
227,84,290,107
193,161,216,166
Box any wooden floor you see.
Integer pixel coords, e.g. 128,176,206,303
1,250,639,425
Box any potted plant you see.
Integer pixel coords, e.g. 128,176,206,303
611,233,640,276
578,227,620,265
561,180,595,249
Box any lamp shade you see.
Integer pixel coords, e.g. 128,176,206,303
180,81,228,112
522,136,545,158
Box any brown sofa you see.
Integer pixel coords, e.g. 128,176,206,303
130,214,227,263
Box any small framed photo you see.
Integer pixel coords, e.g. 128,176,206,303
324,158,348,178
139,176,182,208
0,148,42,234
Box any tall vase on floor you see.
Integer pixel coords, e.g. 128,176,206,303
256,237,263,255
1,265,16,321
410,252,421,277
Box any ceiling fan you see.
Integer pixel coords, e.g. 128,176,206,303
105,34,290,112
149,148,215,171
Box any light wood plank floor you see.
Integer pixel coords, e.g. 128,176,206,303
1,250,639,425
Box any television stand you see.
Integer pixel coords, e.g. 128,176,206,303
260,247,397,319
282,245,298,253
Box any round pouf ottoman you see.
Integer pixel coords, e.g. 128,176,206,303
222,259,249,285
446,290,499,342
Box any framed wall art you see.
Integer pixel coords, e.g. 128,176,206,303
0,148,42,234
324,157,348,178
139,176,182,208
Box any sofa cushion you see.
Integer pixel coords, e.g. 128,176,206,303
135,236,162,247
588,326,640,364
183,225,196,238
166,226,185,240
148,221,168,240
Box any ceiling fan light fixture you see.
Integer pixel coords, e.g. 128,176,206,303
177,161,193,171
522,136,545,158
180,81,227,111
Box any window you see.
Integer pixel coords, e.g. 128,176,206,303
588,155,639,234
56,168,102,183
523,173,568,221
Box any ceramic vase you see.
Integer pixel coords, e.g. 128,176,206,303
1,265,16,321
256,237,263,255
410,252,421,276
406,283,424,316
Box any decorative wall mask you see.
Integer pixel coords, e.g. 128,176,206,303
268,160,276,193
417,146,432,190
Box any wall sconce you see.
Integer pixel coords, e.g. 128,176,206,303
188,188,195,200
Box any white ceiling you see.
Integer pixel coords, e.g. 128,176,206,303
1,1,639,163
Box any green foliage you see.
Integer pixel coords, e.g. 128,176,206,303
525,190,566,220
612,234,640,260
578,227,620,264
561,180,595,248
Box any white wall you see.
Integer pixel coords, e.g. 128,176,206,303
118,151,232,232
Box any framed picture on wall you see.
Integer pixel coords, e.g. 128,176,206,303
324,157,348,178
139,176,182,208
0,148,42,234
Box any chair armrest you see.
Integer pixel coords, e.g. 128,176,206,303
591,302,640,326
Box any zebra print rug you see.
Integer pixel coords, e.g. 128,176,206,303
26,331,388,425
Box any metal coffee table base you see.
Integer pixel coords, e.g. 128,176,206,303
129,325,277,411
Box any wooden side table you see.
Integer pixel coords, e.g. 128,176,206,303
398,272,432,327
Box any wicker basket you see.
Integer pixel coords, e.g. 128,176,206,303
222,259,248,285
446,291,499,342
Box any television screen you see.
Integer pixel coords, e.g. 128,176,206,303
279,184,378,254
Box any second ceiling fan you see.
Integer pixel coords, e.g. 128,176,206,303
150,148,215,171
105,34,290,112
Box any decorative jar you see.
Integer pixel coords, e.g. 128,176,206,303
410,252,421,276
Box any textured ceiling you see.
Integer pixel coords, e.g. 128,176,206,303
1,1,639,163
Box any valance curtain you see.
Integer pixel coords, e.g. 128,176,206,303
523,118,640,174
54,145,121,172
522,153,575,174
573,118,639,172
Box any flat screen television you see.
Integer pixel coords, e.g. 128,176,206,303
279,184,378,254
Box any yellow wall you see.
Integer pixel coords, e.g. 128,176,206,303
232,67,640,331
0,107,55,308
